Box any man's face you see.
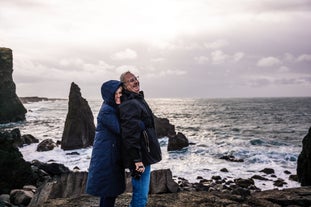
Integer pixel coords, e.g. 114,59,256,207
124,73,140,93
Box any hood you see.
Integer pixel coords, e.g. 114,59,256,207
101,80,122,107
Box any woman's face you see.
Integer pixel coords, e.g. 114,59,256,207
115,86,122,105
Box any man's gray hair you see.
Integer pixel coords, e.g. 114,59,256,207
120,71,132,83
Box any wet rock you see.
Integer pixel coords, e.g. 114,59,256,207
251,175,269,181
273,178,287,187
154,116,176,138
21,134,39,146
61,82,95,150
0,47,27,124
259,168,275,174
220,168,229,172
37,139,56,152
289,174,298,182
219,155,244,162
167,132,189,151
234,178,254,188
297,127,311,186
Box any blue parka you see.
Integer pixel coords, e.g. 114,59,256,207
86,80,125,197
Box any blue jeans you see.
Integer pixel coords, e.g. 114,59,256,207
130,165,151,207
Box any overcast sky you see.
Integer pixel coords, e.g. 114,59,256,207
1,0,310,99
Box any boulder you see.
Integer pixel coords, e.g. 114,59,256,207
10,188,34,206
61,82,95,150
37,139,56,151
297,127,311,186
0,47,27,123
167,132,189,151
154,116,176,138
0,129,36,194
149,169,179,194
21,134,39,146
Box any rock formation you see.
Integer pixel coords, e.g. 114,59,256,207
167,132,189,151
154,116,176,138
0,129,36,194
0,47,27,123
297,126,311,186
61,82,95,150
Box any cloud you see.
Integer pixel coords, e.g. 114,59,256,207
257,56,281,67
296,54,311,62
204,39,228,50
233,52,244,62
194,56,209,64
211,50,229,64
111,49,138,60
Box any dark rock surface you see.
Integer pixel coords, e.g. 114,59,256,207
0,47,27,124
0,130,36,194
154,116,176,138
167,132,189,151
37,139,57,151
61,82,95,150
297,127,311,186
149,169,179,194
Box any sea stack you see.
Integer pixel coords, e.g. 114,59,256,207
297,127,311,186
0,47,27,123
61,82,95,150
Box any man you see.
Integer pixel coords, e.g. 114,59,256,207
119,71,162,207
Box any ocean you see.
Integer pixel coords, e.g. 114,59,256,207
1,97,310,190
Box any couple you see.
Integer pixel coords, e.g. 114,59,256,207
86,71,162,207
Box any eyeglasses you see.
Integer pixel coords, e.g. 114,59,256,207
125,76,139,84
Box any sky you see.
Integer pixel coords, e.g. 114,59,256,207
1,0,311,99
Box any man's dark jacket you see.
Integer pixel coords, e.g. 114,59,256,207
119,90,162,168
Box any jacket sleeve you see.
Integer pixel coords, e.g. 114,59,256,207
98,105,120,135
119,101,143,163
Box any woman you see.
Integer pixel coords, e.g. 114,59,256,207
86,80,125,207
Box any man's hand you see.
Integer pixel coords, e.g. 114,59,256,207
135,162,145,173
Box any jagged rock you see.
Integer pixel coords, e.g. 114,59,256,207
37,139,56,151
0,47,27,124
28,171,88,207
0,129,36,194
61,82,95,150
149,169,179,194
167,132,189,151
154,116,176,138
297,127,311,186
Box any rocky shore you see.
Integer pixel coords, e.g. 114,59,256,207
34,187,311,207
